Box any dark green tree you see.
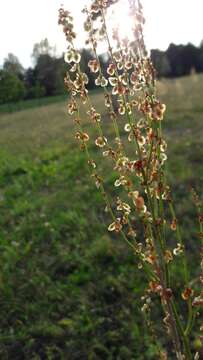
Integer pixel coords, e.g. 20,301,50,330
151,50,171,78
31,39,65,97
35,54,65,96
3,53,24,80
32,38,56,64
24,67,45,99
0,70,25,104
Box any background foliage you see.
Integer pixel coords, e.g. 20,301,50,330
1,38,203,106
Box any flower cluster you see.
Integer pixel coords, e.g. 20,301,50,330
59,1,202,359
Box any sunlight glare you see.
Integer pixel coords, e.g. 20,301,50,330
107,0,134,43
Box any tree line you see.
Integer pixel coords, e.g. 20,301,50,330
0,38,203,104
151,42,203,78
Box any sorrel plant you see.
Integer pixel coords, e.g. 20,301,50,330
58,1,203,358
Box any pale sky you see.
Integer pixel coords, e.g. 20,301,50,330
0,0,203,68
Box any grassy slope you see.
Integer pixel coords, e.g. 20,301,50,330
0,95,67,115
0,74,202,359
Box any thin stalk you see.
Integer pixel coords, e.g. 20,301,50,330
170,299,192,360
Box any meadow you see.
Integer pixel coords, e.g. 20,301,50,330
0,95,67,115
0,74,202,359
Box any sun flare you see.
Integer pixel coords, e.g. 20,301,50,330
107,0,135,43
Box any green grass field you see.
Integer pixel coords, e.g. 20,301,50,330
0,74,202,359
0,95,67,115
